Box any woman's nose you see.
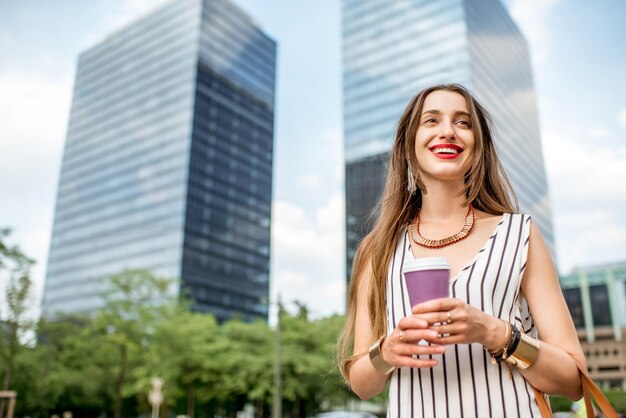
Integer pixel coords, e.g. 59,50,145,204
439,121,455,139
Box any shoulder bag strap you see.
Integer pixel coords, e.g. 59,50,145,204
532,359,618,418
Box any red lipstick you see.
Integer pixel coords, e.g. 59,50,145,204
429,144,464,159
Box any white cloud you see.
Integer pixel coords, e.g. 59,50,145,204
543,133,626,206
509,0,561,65
0,71,71,320
537,97,554,114
270,193,346,319
0,71,70,145
100,0,168,34
618,109,626,129
587,128,610,140
542,133,626,273
296,173,321,190
276,270,309,288
554,210,626,274
81,0,167,46
322,128,343,143
0,33,10,50
319,128,345,183
335,163,344,183
316,192,344,231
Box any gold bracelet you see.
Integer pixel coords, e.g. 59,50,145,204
369,336,396,375
505,334,540,369
485,320,512,364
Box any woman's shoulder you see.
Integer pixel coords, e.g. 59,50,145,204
508,212,533,223
473,211,533,235
474,210,531,221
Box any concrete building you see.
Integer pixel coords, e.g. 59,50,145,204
561,263,626,388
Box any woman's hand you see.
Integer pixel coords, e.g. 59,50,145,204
381,316,447,369
411,297,504,350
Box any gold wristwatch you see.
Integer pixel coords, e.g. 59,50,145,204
369,336,396,375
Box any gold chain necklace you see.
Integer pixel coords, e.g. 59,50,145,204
409,204,475,248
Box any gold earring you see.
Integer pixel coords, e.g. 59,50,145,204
407,166,417,194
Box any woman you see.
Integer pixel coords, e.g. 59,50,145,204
337,84,585,417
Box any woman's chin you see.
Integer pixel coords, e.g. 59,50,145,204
420,170,467,183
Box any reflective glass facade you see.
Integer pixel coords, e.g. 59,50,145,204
43,0,276,322
465,0,554,253
342,0,554,279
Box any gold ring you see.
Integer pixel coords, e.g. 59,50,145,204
399,331,404,342
446,312,453,324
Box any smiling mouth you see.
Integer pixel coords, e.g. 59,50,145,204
431,147,462,155
429,144,465,157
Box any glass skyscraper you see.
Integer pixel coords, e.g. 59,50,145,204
343,0,554,279
42,0,276,322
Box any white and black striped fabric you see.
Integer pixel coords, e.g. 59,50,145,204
386,213,541,418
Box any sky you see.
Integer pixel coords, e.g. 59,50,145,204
0,0,625,320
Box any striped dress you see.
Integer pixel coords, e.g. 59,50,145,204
386,213,542,418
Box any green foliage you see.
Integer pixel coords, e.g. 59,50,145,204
4,229,626,417
14,316,105,416
604,389,626,413
0,226,36,415
6,261,365,418
549,395,572,412
550,390,626,414
1,229,369,417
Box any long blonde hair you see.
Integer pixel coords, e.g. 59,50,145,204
337,84,518,382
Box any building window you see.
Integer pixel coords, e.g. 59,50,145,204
563,287,585,329
589,284,612,327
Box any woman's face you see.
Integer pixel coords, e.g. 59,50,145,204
413,90,475,182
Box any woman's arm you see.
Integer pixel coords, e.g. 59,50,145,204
348,258,445,400
412,222,585,400
515,221,585,400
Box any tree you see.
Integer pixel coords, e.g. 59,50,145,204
134,305,221,418
0,228,35,418
87,269,175,418
12,315,103,417
313,314,358,410
214,318,274,417
280,306,362,418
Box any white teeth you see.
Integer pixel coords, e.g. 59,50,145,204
432,147,460,154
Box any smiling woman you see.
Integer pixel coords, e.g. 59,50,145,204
336,84,591,417
411,90,475,183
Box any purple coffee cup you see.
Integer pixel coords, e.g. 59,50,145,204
402,257,450,308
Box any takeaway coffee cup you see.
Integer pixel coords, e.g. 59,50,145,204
402,257,450,308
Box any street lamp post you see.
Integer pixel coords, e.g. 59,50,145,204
272,295,283,418
148,377,164,418
0,391,16,418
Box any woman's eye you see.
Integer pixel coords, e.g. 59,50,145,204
423,118,437,124
456,120,471,127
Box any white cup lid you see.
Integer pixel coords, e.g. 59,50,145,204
402,257,450,273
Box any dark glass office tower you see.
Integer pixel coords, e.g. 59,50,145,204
42,0,276,322
342,0,554,281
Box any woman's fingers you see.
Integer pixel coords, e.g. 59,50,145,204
412,297,460,314
382,324,446,369
389,341,445,369
397,315,430,330
394,356,439,368
396,342,446,357
429,333,466,345
413,311,454,325
431,321,467,334
397,328,439,343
